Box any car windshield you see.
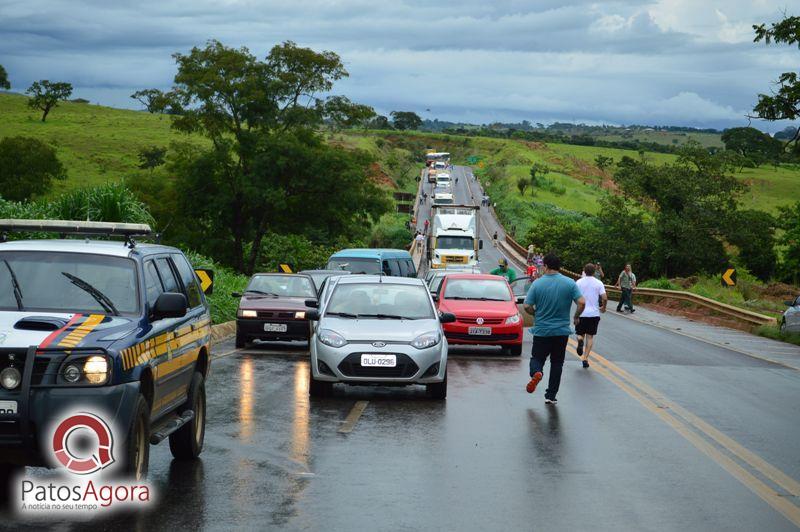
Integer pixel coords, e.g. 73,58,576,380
326,283,434,319
326,258,382,275
0,251,139,314
247,275,316,298
437,236,473,250
434,198,454,205
444,279,511,301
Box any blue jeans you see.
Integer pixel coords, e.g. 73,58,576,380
530,335,569,400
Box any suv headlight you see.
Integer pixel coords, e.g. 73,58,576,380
505,314,521,325
318,329,347,348
411,331,441,349
0,367,21,390
59,354,111,386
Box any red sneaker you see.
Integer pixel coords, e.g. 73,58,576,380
526,372,543,394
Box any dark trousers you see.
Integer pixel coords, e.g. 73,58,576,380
617,288,634,311
530,335,569,400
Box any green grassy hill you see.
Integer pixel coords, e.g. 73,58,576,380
0,92,204,194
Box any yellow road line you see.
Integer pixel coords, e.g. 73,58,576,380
338,401,369,434
565,343,800,526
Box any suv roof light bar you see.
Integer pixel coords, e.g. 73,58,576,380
0,219,153,248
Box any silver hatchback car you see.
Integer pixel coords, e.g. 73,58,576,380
306,275,455,399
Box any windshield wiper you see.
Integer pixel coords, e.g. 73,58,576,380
2,260,23,310
61,272,119,316
244,290,278,297
357,313,406,320
326,311,359,319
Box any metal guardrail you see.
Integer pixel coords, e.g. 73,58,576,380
503,235,776,327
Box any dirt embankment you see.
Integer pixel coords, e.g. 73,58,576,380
367,162,396,188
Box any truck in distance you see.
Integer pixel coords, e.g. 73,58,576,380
428,205,482,269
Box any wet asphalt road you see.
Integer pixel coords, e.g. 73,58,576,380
3,167,800,531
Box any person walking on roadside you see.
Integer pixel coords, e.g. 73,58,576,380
523,253,586,404
616,263,637,313
492,231,499,246
594,261,604,281
575,263,607,369
414,231,426,252
423,219,430,236
490,257,517,282
526,244,535,265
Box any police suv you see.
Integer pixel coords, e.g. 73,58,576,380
0,220,212,487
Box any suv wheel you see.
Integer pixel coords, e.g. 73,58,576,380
426,372,447,400
121,394,150,480
169,372,206,460
308,364,333,397
0,463,22,505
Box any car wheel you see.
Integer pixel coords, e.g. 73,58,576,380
780,319,787,334
426,372,447,400
235,330,246,349
169,372,206,460
506,344,523,356
308,364,333,397
0,463,22,505
121,394,150,480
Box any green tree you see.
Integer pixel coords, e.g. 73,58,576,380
776,201,800,285
724,209,777,281
529,163,549,188
752,16,800,147
721,127,782,166
324,95,375,131
130,89,170,113
137,146,167,172
390,111,422,131
0,65,9,90
26,80,73,122
0,136,66,200
369,115,392,130
594,155,613,173
516,177,529,196
160,40,387,271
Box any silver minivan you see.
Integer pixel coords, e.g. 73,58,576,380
305,276,455,399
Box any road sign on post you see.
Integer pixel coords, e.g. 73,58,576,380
194,269,214,294
722,268,736,287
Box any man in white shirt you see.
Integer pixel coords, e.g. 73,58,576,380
574,263,608,368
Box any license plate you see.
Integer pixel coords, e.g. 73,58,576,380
468,327,492,335
0,401,18,415
263,323,288,333
360,354,397,367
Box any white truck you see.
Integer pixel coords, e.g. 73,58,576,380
428,205,482,269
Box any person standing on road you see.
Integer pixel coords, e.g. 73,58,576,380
616,263,637,313
575,263,607,368
594,261,604,281
526,244,535,264
493,231,499,246
423,219,430,236
490,258,517,282
524,253,586,404
415,231,426,251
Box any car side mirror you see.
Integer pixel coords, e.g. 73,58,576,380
515,296,525,304
306,309,320,321
152,292,188,321
431,293,439,301
785,300,795,307
479,240,483,250
305,299,319,308
439,312,456,324
231,292,242,298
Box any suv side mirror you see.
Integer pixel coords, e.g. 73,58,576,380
305,299,319,308
439,312,456,324
231,292,242,298
306,309,320,321
152,292,188,321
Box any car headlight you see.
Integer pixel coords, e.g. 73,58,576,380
239,309,257,318
83,355,109,385
318,329,347,348
0,367,21,390
295,311,306,319
505,314,521,325
411,331,441,349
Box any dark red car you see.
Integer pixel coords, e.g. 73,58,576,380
435,273,524,356
234,273,317,348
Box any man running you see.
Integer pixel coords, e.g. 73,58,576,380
575,263,607,368
523,253,585,404
490,258,517,282
616,263,637,313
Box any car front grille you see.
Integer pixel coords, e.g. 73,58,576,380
256,311,296,319
456,316,505,325
445,332,519,342
337,353,419,378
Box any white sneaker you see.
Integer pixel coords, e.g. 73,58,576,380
545,398,557,405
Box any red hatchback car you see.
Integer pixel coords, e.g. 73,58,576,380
435,273,524,355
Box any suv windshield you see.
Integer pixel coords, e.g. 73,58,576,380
326,258,382,275
327,283,434,319
437,236,474,250
0,251,139,314
444,279,511,301
247,275,316,298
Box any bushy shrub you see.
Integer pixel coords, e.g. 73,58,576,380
184,251,248,324
639,278,679,290
50,182,155,225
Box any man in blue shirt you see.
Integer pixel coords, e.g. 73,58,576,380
523,253,585,404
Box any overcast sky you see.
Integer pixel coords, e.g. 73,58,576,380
0,0,796,131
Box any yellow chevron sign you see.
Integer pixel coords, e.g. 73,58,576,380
722,268,736,287
279,263,293,273
195,269,214,294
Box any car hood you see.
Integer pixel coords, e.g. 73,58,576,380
438,299,517,317
0,311,135,350
318,317,441,342
238,296,311,311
